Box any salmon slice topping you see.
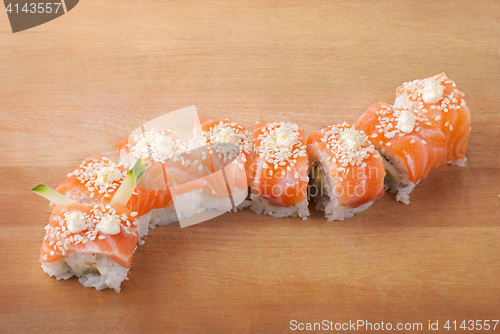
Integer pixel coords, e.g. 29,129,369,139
40,203,138,268
307,123,385,207
197,119,256,187
252,122,309,207
58,157,128,201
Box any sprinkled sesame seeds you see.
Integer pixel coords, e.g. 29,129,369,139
199,121,252,160
131,127,187,163
42,204,137,261
256,122,305,176
319,125,375,168
72,158,128,201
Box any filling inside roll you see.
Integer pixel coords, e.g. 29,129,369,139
310,165,330,198
42,253,129,293
379,153,415,205
308,163,374,222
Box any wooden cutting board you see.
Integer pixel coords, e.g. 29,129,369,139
1,1,499,333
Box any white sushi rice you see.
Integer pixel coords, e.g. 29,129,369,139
448,157,467,167
41,252,129,293
165,188,245,225
310,166,373,221
380,151,415,205
315,195,373,222
140,205,179,230
249,192,309,220
384,179,416,205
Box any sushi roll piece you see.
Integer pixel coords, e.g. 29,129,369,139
39,202,139,292
117,126,188,168
354,103,447,204
307,123,385,221
394,73,471,166
250,122,309,219
34,164,147,292
116,127,193,227
194,119,256,209
119,124,238,226
56,157,175,235
118,127,192,227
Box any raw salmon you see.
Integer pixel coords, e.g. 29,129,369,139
394,72,471,166
307,123,385,208
40,203,138,268
196,119,256,189
251,122,309,208
355,103,447,184
56,157,172,217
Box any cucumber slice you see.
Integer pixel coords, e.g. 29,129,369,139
31,184,75,205
110,159,148,207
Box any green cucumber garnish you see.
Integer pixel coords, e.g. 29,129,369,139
110,159,148,207
31,184,75,205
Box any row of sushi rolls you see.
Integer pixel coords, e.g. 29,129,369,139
33,73,471,292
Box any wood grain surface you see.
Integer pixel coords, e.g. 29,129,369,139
1,1,500,333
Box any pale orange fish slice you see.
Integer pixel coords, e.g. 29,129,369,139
307,123,385,207
40,203,138,268
251,122,309,207
354,103,446,184
395,72,471,165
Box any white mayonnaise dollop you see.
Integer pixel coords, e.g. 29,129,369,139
96,166,122,186
422,78,445,103
340,128,364,148
274,127,298,148
65,211,88,234
396,110,417,133
96,215,121,235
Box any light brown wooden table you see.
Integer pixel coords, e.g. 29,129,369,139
1,1,499,333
